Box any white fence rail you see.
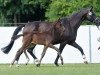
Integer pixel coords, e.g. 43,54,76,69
0,25,100,64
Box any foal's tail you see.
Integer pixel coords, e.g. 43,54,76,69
1,25,25,54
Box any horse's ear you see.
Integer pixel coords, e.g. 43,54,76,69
57,18,60,22
90,6,93,11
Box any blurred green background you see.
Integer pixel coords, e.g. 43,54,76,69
0,0,100,26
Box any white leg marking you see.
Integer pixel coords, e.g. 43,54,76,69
35,59,40,65
15,61,19,67
83,55,87,62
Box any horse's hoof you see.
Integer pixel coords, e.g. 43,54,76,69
36,64,40,67
35,59,40,65
84,61,88,64
54,62,59,67
25,63,28,65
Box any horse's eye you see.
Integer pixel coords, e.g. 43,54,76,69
88,12,92,15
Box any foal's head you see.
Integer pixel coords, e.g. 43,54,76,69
54,18,65,32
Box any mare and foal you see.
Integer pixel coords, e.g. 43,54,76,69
1,7,100,67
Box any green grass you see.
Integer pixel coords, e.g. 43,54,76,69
0,64,100,75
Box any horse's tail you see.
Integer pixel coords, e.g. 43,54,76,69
1,25,25,54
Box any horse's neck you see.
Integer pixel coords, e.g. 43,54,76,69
69,11,84,31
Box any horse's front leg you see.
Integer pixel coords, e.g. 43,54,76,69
49,44,64,66
70,42,88,64
54,42,66,66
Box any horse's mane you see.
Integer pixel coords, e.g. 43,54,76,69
59,11,79,26
61,8,89,19
69,8,89,19
61,10,80,22
60,7,90,27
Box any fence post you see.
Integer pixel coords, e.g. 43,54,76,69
89,26,92,63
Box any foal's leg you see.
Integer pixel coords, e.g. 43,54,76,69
10,48,23,67
70,42,88,64
24,51,30,65
36,46,48,67
49,44,63,65
27,44,39,64
54,42,66,66
14,44,38,65
10,35,32,67
36,44,63,67
12,51,29,66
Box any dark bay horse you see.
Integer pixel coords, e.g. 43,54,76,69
1,7,100,66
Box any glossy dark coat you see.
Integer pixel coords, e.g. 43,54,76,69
2,7,100,66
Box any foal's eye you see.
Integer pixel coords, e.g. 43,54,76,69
88,12,92,15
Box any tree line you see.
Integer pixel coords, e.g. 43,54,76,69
0,0,100,26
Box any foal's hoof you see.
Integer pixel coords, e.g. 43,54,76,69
16,64,20,67
61,61,64,65
9,63,13,68
25,59,29,65
61,58,64,65
9,65,12,68
84,61,88,64
36,64,40,67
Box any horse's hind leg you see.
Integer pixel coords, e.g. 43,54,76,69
49,44,63,65
36,46,48,67
27,44,36,59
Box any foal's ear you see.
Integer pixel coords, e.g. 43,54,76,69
54,18,60,26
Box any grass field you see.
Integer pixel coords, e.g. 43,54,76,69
0,64,100,75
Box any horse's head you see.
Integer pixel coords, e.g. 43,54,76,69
83,7,100,28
